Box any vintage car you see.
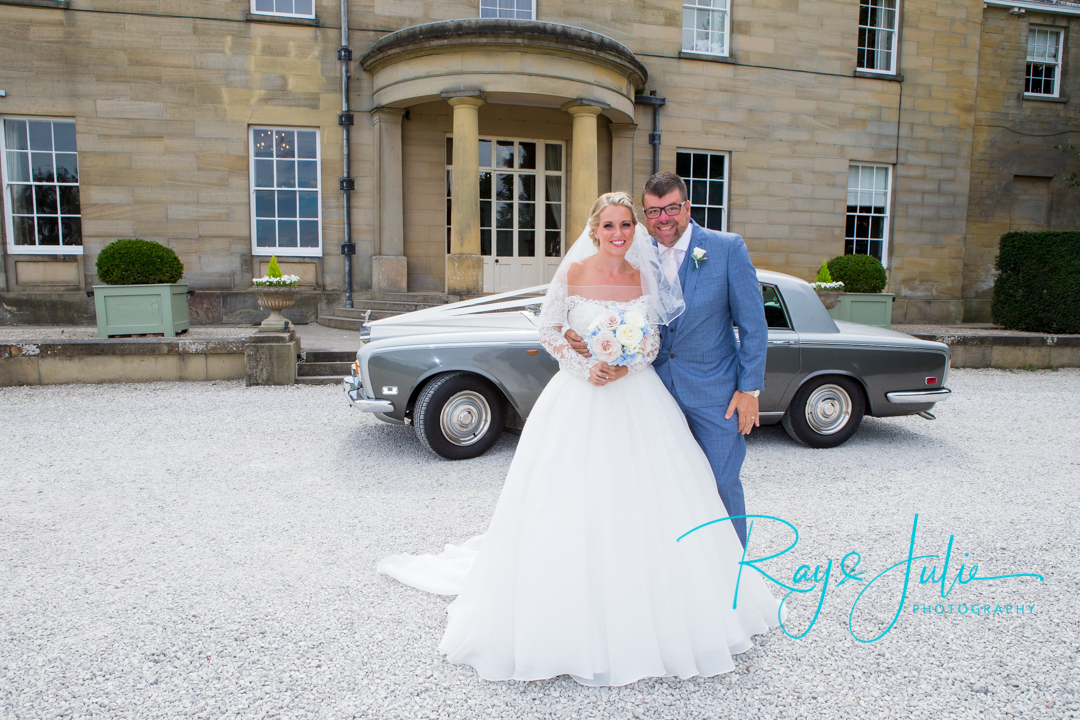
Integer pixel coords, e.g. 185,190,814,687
344,270,951,459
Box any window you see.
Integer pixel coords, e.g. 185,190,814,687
480,0,534,20
683,0,729,56
676,150,728,232
2,118,82,254
857,0,897,74
249,127,322,257
845,164,891,263
250,0,314,19
1026,28,1063,97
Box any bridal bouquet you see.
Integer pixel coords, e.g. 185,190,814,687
584,309,653,366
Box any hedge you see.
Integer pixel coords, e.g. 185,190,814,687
992,231,1080,334
826,254,888,293
96,238,184,285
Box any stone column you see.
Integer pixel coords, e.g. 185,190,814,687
564,102,606,246
371,107,407,293
444,93,485,296
609,123,637,197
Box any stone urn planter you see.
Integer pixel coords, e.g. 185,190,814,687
255,286,297,332
814,290,845,310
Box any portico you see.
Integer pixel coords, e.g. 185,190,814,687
359,19,648,295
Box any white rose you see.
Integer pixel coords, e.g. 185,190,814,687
591,330,622,363
623,311,646,329
597,310,621,331
616,324,643,349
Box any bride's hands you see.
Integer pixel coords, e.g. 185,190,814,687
589,361,629,387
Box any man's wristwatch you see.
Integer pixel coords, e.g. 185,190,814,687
741,390,760,398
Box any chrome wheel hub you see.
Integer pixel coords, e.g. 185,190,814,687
805,384,852,435
440,391,491,446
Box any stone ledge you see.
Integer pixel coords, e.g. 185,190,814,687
245,11,319,27
907,332,1080,369
0,0,69,9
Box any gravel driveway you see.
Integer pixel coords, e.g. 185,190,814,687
1,369,1077,719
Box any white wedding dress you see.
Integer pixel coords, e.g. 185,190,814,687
378,295,782,686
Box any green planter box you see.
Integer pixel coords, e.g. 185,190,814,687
826,292,894,328
94,283,190,338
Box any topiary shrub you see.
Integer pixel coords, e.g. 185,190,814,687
815,261,833,284
267,255,283,278
96,239,184,285
826,254,887,293
992,231,1080,334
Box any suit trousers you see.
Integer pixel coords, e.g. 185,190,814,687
671,386,749,546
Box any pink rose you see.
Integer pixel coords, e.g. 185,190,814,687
641,333,654,354
597,310,621,331
592,330,622,364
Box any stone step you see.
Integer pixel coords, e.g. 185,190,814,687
303,350,355,363
318,312,398,331
356,291,460,305
296,361,353,377
296,375,344,386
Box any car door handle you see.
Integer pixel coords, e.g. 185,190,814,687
768,339,798,345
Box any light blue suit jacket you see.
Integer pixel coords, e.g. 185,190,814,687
652,221,767,408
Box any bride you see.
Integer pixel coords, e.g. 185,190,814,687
378,192,782,686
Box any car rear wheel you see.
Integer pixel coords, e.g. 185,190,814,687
781,375,865,448
413,372,505,460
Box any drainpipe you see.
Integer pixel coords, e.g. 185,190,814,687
634,94,666,174
338,0,355,308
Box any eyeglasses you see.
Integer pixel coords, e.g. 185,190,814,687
643,201,686,219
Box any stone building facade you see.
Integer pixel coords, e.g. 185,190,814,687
0,0,1076,325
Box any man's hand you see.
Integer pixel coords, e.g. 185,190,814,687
725,391,760,435
588,361,629,387
565,329,591,357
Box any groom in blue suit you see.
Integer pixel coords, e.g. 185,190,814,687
568,173,767,545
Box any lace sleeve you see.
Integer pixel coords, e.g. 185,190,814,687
539,325,596,381
625,320,661,376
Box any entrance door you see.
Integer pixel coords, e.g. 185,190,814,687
447,138,565,293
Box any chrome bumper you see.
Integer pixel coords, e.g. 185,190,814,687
886,388,952,404
343,374,395,413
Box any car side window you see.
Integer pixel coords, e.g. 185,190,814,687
760,284,791,330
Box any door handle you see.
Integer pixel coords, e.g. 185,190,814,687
494,258,499,264
768,339,798,345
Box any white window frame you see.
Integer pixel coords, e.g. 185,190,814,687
480,0,536,20
248,126,323,258
682,0,730,57
1025,27,1064,98
845,163,892,266
857,0,898,75
249,0,315,19
1,116,83,256
676,150,730,233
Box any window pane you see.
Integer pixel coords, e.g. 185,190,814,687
546,230,561,257
518,174,535,202
480,200,492,228
297,160,318,189
496,230,513,256
32,152,54,183
59,186,81,215
37,216,60,245
253,129,274,157
479,171,492,198
545,203,561,230
480,229,491,256
254,159,274,188
690,206,706,226
5,120,28,151
709,155,725,179
496,202,513,228
61,216,82,246
256,219,276,247
296,131,317,159
255,190,275,217
293,0,313,15
277,219,298,247
53,122,77,152
708,180,724,205
255,0,274,11
299,220,318,247
496,174,513,201
298,191,318,218
706,207,723,230
275,130,295,158
518,142,536,170
35,185,58,215
28,121,53,151
11,184,33,214
496,141,514,169
545,143,562,171
276,160,295,188
445,137,453,165
276,190,297,218
55,153,78,183
519,203,535,229
518,230,535,258
275,0,293,13
691,180,707,205
13,216,35,245
6,151,29,182
479,140,492,168
545,175,561,202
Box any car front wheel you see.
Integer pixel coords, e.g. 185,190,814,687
413,372,506,460
781,375,865,448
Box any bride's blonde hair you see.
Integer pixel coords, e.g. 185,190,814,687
586,192,639,246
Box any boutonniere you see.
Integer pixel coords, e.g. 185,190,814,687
690,247,708,270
